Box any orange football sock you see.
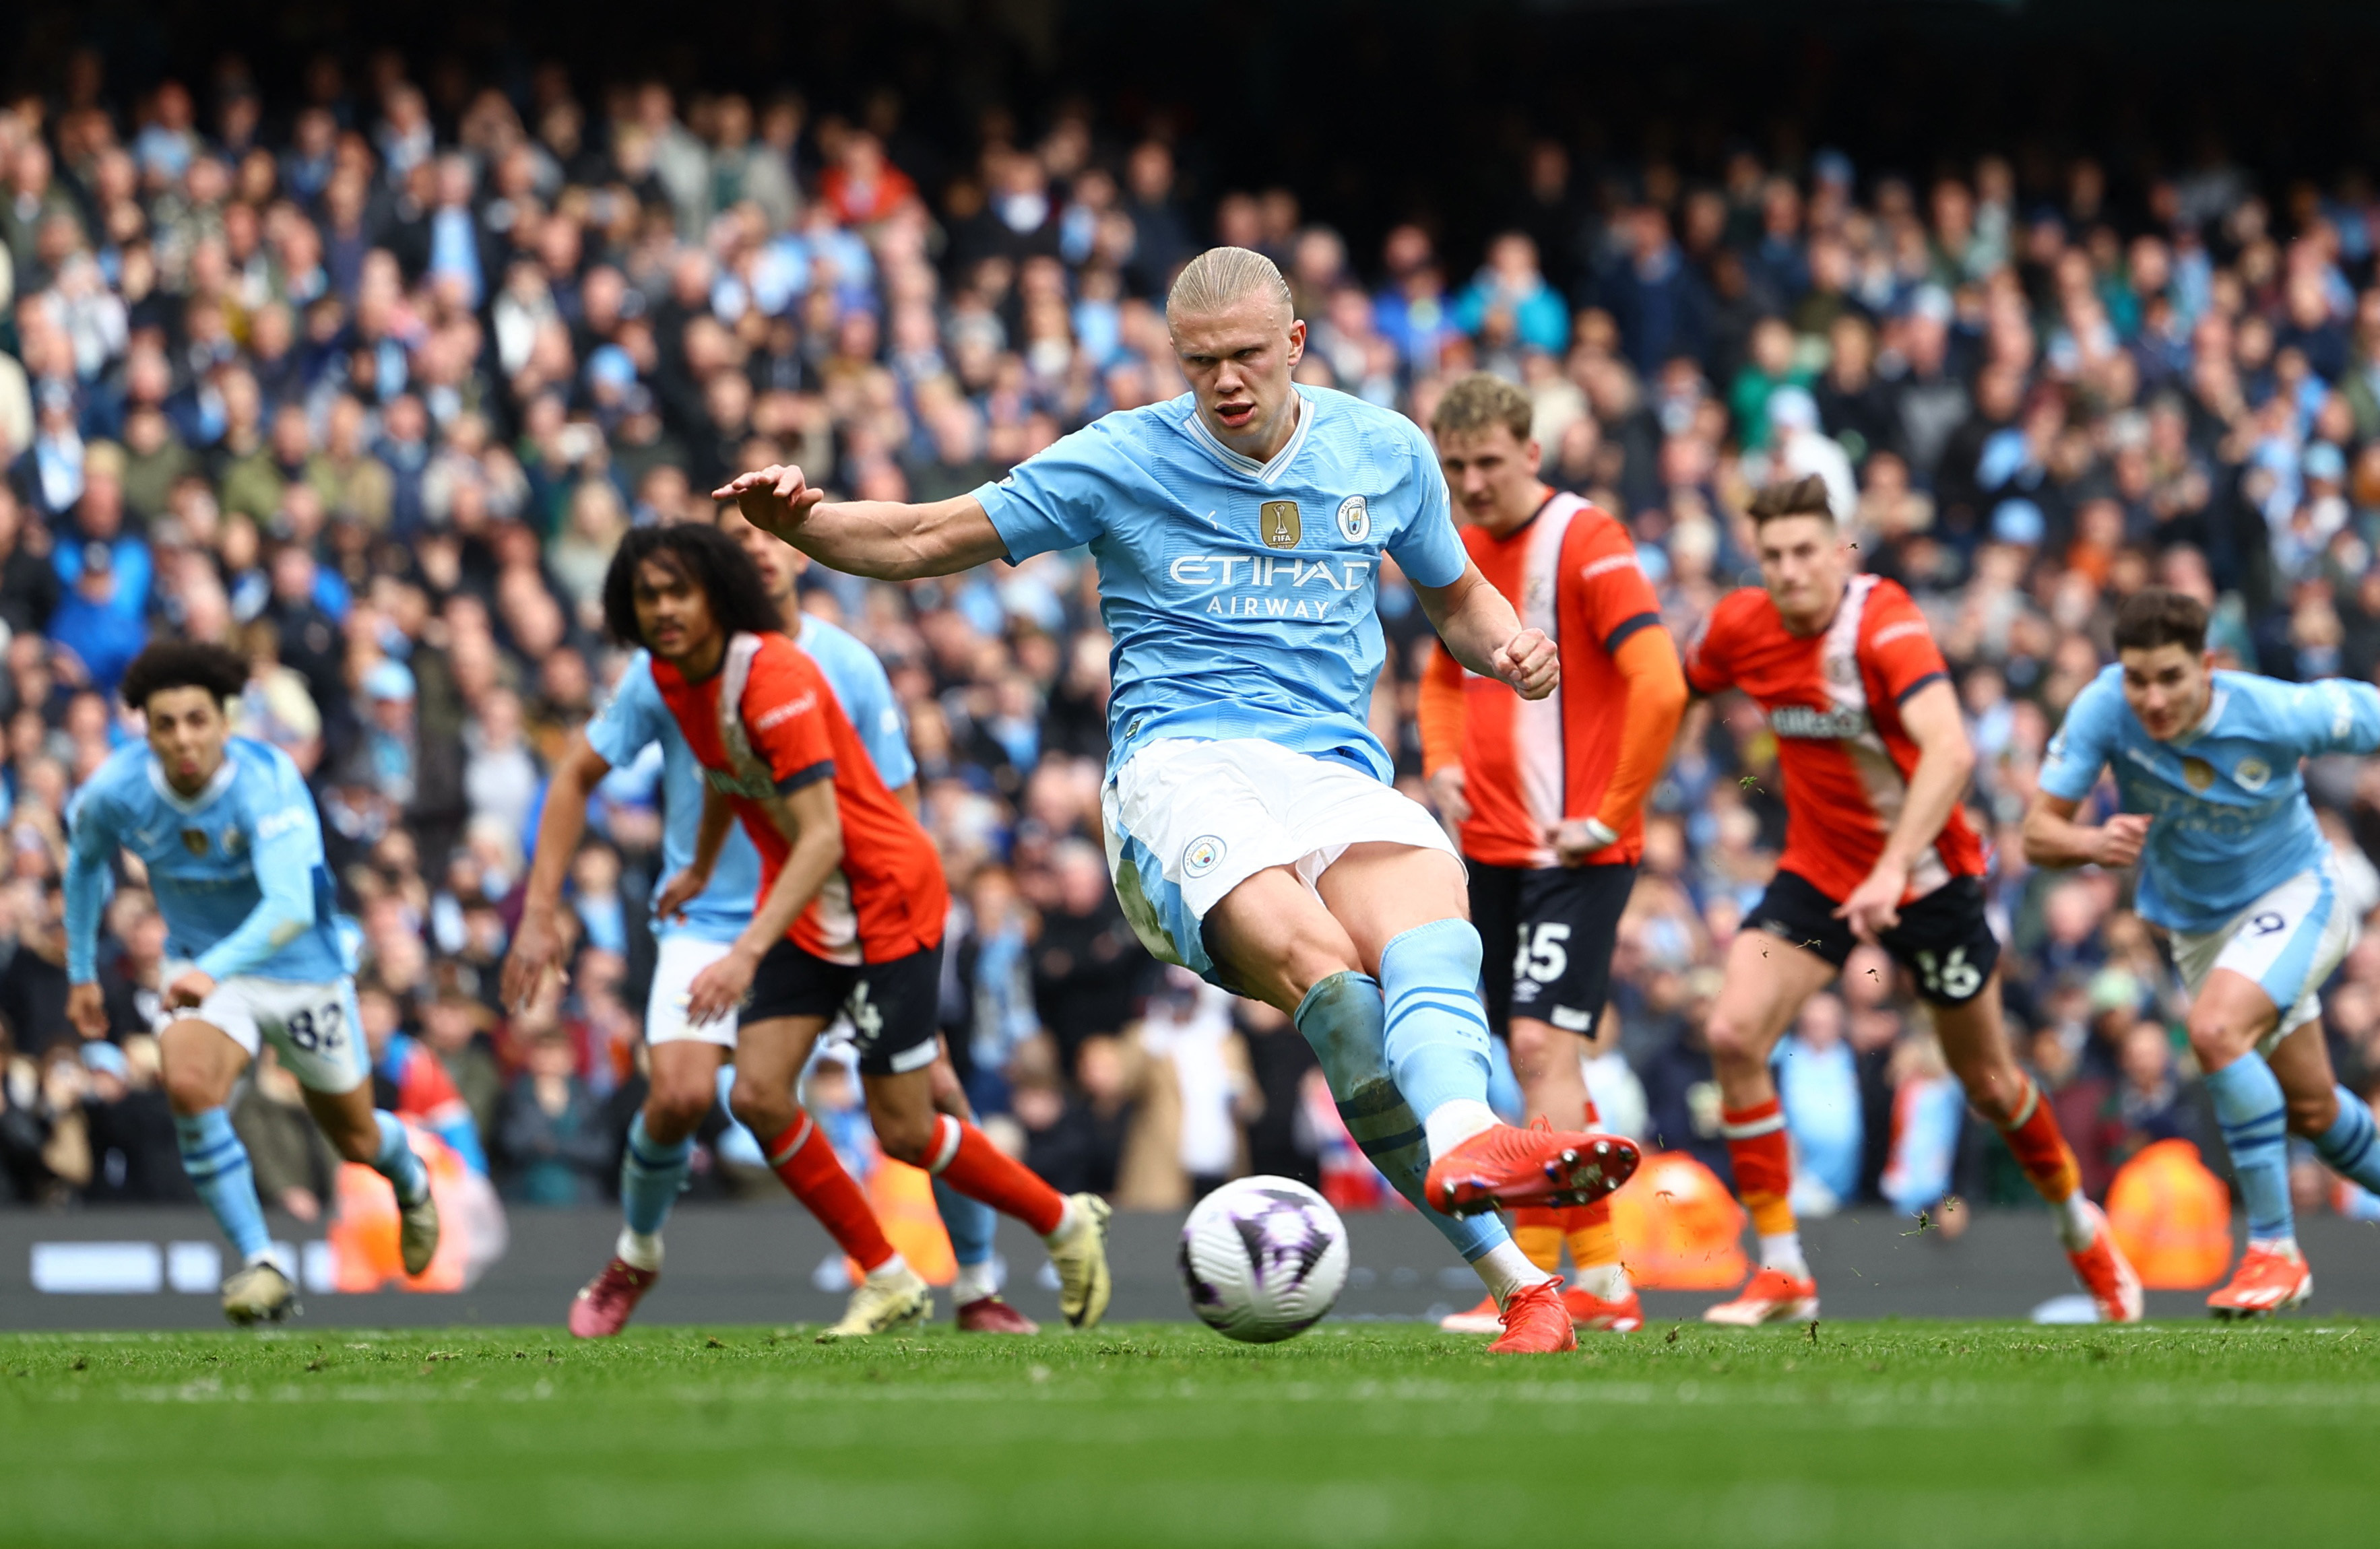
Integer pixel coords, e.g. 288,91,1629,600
1562,1200,1619,1270
765,1115,895,1273
926,1114,1068,1237
1997,1076,2082,1202
1722,1098,1797,1240
1510,1206,1565,1272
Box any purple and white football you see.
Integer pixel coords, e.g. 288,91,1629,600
1177,1176,1350,1343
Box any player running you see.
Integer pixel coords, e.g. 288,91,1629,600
2026,587,2380,1317
1684,476,2140,1325
1418,374,1687,1336
507,508,1033,1339
717,246,1640,1354
65,642,439,1324
602,521,1114,1328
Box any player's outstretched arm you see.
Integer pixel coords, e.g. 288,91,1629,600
1834,678,1976,940
503,732,612,1010
62,794,113,1036
1414,560,1557,701
2022,793,2149,869
713,464,1008,581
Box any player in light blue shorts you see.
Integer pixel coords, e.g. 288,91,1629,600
2028,587,2380,1317
65,642,438,1325
717,245,1642,1353
505,505,1029,1338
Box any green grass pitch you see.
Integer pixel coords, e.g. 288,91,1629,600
5,1320,2379,1546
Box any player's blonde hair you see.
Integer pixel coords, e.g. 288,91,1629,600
1431,372,1535,444
1166,246,1294,326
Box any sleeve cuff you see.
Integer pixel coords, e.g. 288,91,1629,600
1603,612,1663,653
775,760,834,795
1894,670,1948,704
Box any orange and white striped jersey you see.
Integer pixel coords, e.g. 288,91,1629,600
1421,494,1672,868
1683,574,1983,903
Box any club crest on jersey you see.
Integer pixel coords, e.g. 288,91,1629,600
1182,834,1227,879
181,828,209,856
1260,500,1301,549
2234,756,2272,792
2182,756,2216,791
1335,494,1370,543
222,827,245,856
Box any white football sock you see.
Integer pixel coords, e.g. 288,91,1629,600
1572,1263,1631,1302
1421,1098,1500,1158
616,1227,664,1272
951,1260,998,1305
1473,1240,1555,1303
864,1253,913,1284
1042,1196,1082,1248
1759,1231,1807,1278
2053,1193,2094,1251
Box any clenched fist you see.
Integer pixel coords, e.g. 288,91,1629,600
1492,627,1559,700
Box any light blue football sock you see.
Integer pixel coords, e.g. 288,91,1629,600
1377,920,1495,1129
174,1107,273,1263
620,1112,694,1236
1295,970,1508,1263
371,1109,430,1208
2314,1086,2380,1193
934,1175,998,1268
2206,1053,2294,1243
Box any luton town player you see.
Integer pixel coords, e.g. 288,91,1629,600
65,642,438,1324
717,246,1638,1354
1417,374,1687,1336
602,522,1115,1328
505,508,1031,1338
1684,477,2140,1324
2027,589,2380,1317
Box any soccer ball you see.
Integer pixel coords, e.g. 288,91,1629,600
1176,1176,1350,1342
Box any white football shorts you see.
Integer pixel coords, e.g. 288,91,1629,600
1101,737,1458,985
2170,859,2360,1053
646,931,742,1048
162,963,369,1094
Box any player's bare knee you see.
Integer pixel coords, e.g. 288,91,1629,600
646,1080,715,1139
1507,1018,1560,1081
726,1078,790,1141
2184,1011,2253,1069
1704,1010,1768,1073
161,1062,222,1117
873,1114,937,1166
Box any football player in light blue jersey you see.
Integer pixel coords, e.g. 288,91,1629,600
2028,587,2380,1318
63,642,438,1325
506,508,1031,1338
718,246,1642,1353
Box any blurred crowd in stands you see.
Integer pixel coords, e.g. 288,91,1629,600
7,45,2380,1230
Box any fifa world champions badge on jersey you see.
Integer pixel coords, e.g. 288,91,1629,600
181,828,209,857
1182,834,1227,879
1261,500,1301,549
1335,494,1370,543
2183,756,2216,791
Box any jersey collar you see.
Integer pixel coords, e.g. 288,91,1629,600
1178,386,1316,488
146,751,238,814
2173,683,2229,745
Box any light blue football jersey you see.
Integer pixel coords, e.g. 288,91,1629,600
585,619,914,944
65,737,347,983
2038,665,2380,932
975,385,1469,782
